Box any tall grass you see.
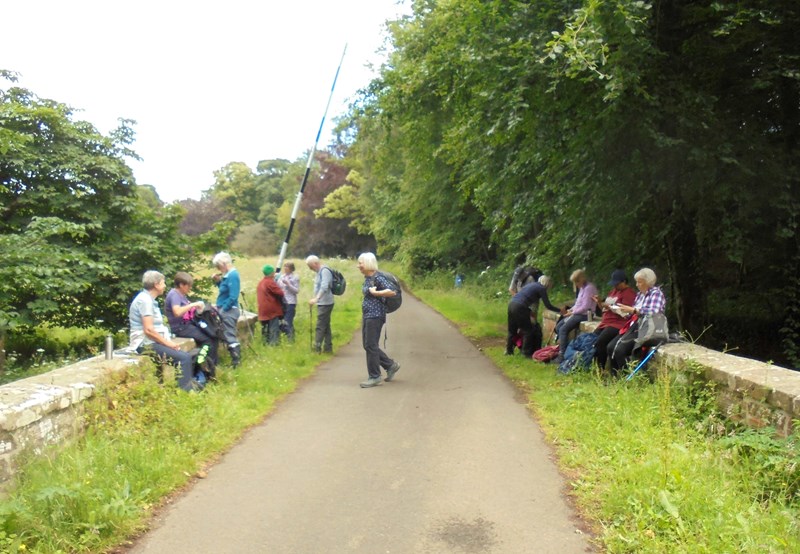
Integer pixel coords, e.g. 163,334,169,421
412,273,800,553
0,256,364,553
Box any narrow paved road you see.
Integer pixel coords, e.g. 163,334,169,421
130,293,592,553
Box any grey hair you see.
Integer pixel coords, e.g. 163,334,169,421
212,251,232,267
305,255,320,265
358,252,378,272
538,275,552,288
634,267,657,287
142,270,165,290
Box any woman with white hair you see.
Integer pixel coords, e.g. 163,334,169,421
212,252,242,368
129,270,201,391
606,267,667,374
356,252,400,388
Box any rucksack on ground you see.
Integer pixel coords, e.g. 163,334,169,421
376,271,402,313
325,267,347,295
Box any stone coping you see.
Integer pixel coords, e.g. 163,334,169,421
541,309,800,426
0,311,257,483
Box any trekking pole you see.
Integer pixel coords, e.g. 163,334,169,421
276,44,347,272
626,344,661,381
309,304,314,351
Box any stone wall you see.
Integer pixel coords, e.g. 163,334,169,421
542,310,800,436
0,312,257,487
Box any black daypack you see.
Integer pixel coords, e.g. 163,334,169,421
195,303,224,341
324,267,347,295
376,271,402,313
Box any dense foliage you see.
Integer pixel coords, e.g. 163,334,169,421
0,72,196,368
328,0,800,367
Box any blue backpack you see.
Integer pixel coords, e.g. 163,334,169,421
557,333,599,374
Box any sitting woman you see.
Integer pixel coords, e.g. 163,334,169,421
606,267,667,375
591,269,637,371
129,270,201,392
554,269,598,363
165,271,219,377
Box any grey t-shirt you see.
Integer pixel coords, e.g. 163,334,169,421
314,266,335,306
129,290,170,349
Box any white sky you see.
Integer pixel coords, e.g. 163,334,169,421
2,0,408,202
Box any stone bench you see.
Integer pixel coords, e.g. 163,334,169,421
542,309,799,435
0,311,257,486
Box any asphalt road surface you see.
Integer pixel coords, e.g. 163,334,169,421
130,293,593,554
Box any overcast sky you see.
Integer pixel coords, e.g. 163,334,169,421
2,0,409,202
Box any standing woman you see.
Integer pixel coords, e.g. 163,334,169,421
212,251,242,368
357,252,400,388
256,264,284,346
606,267,667,374
129,270,199,392
277,261,300,342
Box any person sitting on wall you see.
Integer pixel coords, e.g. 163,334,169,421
591,269,637,372
165,271,219,378
129,270,202,392
606,267,667,375
553,269,598,364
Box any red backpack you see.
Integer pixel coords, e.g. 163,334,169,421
532,345,560,362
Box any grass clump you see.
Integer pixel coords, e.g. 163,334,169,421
412,275,800,553
0,256,363,553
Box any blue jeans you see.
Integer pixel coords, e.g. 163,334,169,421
139,343,195,391
556,314,588,355
281,303,296,342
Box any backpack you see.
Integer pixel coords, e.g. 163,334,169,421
194,303,224,341
324,267,347,296
557,332,598,374
515,266,543,290
532,344,560,362
375,271,402,313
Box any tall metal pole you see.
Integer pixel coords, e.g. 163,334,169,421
276,44,347,273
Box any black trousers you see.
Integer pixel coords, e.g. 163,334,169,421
593,326,620,371
507,301,542,357
172,321,219,368
362,317,394,379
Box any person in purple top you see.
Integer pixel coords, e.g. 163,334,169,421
164,272,219,377
554,269,598,363
606,267,667,374
506,275,563,357
277,262,300,342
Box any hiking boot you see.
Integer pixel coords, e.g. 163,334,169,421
385,362,401,382
359,376,382,388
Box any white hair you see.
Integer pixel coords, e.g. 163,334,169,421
142,270,165,290
212,251,232,267
358,252,378,271
305,255,320,265
538,275,552,288
634,267,657,287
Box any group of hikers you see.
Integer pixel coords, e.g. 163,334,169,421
127,251,401,392
505,262,667,376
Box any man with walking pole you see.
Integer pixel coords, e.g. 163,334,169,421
306,255,334,354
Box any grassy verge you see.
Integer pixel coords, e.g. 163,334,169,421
0,256,363,553
411,275,800,553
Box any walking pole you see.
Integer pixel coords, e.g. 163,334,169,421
276,44,347,272
626,344,661,381
309,304,314,352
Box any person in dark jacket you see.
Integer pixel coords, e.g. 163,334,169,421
256,264,285,346
506,275,563,357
